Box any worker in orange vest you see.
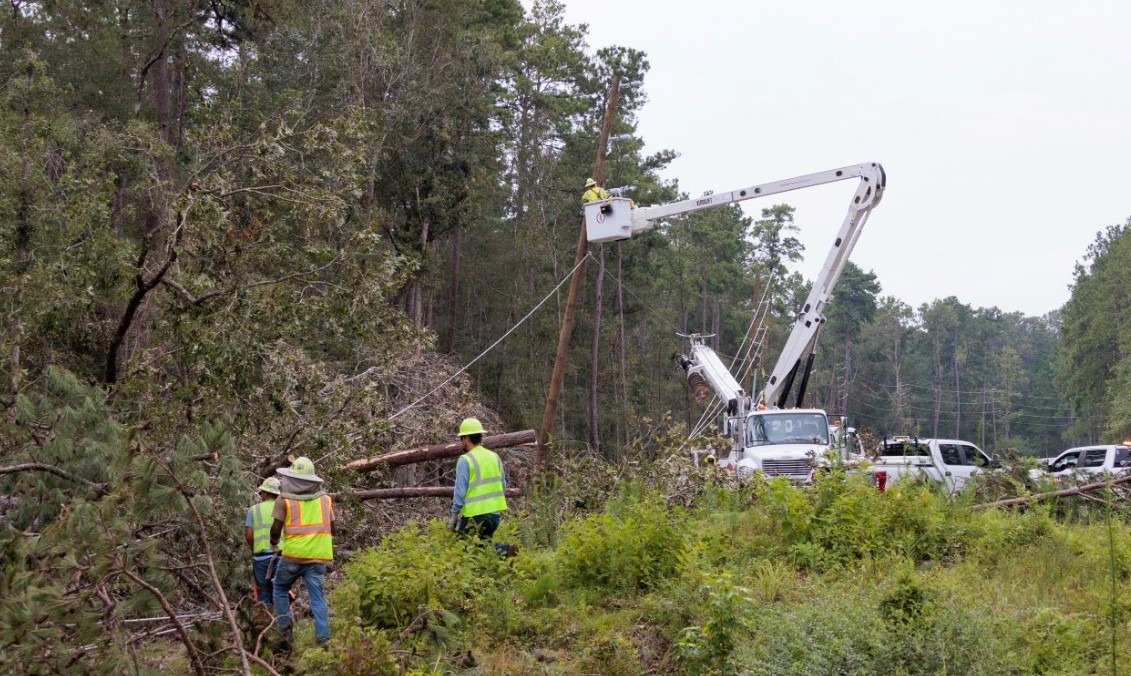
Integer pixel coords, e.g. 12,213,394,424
269,457,334,648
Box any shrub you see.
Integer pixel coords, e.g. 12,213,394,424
334,520,508,630
556,492,685,593
674,572,754,675
299,625,404,676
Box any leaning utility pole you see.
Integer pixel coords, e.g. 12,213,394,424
536,76,621,472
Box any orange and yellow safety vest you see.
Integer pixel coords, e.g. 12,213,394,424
281,495,333,561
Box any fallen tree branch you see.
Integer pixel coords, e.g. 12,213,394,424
343,430,535,473
353,486,524,501
972,473,1131,510
118,565,206,676
178,469,251,676
0,463,107,495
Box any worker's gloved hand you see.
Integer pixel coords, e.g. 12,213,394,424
449,513,461,533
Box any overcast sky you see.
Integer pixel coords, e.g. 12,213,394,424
544,0,1131,317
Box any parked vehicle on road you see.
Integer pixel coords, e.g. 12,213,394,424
1032,444,1131,481
863,436,992,492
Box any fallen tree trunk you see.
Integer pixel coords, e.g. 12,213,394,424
342,430,535,473
972,473,1131,510
353,487,524,501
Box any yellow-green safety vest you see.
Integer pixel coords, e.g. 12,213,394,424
582,186,609,203
281,495,333,561
249,500,276,554
460,445,508,517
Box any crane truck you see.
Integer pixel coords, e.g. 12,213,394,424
584,162,886,480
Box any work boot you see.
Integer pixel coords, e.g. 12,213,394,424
276,624,294,654
504,543,519,558
251,603,273,632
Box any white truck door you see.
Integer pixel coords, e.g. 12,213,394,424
1079,447,1110,476
1047,450,1082,480
938,443,985,489
936,443,965,491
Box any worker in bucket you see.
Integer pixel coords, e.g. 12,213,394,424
581,177,610,203
245,477,281,607
270,456,334,648
450,418,517,557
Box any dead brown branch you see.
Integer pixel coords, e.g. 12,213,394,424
177,467,252,676
118,565,206,676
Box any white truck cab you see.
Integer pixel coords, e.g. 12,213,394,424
719,408,833,479
1034,444,1131,481
866,437,992,492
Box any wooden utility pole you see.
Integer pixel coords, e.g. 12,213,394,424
536,77,622,472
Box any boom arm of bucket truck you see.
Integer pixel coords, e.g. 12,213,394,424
586,162,886,412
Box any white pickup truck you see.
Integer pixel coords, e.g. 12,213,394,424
1033,444,1131,482
863,436,992,492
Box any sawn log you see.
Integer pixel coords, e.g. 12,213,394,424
342,429,535,473
353,487,524,501
971,472,1131,510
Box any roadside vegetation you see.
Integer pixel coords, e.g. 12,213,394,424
300,457,1131,675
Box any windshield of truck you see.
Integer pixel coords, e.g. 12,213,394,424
747,413,829,446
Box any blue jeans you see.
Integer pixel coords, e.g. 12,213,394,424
272,559,329,645
458,513,510,555
458,512,500,538
252,556,274,606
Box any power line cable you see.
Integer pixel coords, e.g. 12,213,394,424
387,254,591,422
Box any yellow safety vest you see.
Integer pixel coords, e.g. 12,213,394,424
460,445,508,517
281,495,333,561
582,186,609,203
249,500,276,554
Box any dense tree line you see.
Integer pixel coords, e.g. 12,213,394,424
0,0,1127,667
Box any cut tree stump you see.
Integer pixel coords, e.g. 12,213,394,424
342,430,535,473
353,487,524,501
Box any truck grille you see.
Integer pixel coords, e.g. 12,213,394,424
762,459,811,477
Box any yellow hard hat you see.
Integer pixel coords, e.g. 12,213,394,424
276,455,323,482
585,177,597,188
290,456,316,474
457,417,486,437
258,477,281,494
